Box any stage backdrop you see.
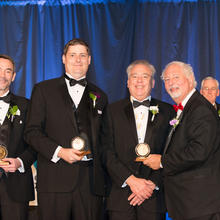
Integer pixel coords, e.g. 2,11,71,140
0,0,219,219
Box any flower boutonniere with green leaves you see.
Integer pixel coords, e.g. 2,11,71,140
89,92,100,108
218,109,220,117
169,118,180,128
7,105,20,122
149,105,159,122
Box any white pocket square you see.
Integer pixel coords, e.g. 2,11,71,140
97,110,102,115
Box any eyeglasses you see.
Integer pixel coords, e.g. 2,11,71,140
202,87,218,91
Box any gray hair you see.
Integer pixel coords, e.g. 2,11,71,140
201,76,219,89
126,60,156,79
161,61,197,88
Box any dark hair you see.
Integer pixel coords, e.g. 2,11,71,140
63,38,90,56
0,54,15,72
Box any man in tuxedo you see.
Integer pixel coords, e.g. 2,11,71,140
24,38,109,220
0,54,36,219
200,76,220,113
105,60,175,220
143,61,220,220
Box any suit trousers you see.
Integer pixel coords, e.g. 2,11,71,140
0,178,28,220
108,206,166,220
38,163,103,220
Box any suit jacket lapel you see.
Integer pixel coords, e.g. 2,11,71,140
144,99,155,144
162,91,199,154
85,84,99,152
163,112,183,155
124,100,139,144
7,94,18,153
59,76,79,134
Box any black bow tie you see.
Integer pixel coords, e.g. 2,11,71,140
132,100,150,108
0,93,10,104
64,74,87,87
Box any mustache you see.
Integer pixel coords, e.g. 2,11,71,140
0,77,9,83
168,85,179,92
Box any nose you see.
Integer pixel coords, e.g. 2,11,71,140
137,76,143,82
75,55,81,63
208,89,212,94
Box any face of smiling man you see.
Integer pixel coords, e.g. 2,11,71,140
0,57,16,96
62,44,91,80
127,63,155,101
163,63,194,104
200,78,219,105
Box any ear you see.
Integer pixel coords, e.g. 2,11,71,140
217,89,220,97
62,54,66,64
88,55,91,65
12,72,16,82
152,79,155,88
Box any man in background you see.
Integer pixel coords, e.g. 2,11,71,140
200,76,220,112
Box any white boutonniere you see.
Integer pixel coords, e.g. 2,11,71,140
169,118,180,128
7,105,20,122
89,92,100,108
149,105,159,121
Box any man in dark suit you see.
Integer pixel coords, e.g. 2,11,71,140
105,60,175,220
0,54,36,219
24,39,109,220
143,61,220,220
200,76,220,114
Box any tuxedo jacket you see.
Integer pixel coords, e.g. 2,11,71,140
162,91,220,219
106,97,174,212
24,76,109,196
216,102,220,116
3,94,36,203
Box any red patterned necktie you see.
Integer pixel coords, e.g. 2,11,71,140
173,103,184,112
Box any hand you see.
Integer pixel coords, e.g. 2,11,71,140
126,175,154,201
128,179,156,206
0,158,21,172
58,148,84,164
143,154,161,170
128,193,145,206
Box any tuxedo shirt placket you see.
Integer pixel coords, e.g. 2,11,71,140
134,106,149,144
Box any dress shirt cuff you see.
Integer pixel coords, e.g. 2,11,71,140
121,181,127,188
160,161,163,168
51,146,62,163
17,157,25,173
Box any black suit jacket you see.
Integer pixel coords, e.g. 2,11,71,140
4,94,36,203
106,97,174,212
24,76,109,196
162,91,220,219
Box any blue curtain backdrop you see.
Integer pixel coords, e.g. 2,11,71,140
0,0,220,104
0,0,219,219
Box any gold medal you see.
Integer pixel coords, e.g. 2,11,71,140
71,137,85,151
135,143,150,162
0,145,8,160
